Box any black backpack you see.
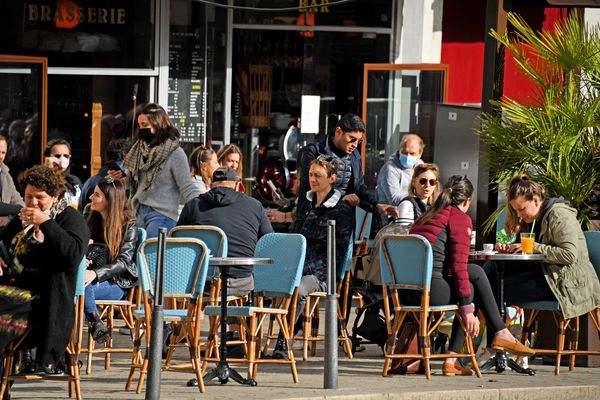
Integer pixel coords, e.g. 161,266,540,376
351,286,387,353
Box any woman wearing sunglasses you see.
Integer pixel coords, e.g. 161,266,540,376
395,163,441,225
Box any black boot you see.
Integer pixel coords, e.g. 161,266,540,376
86,312,110,345
272,331,289,360
16,348,36,374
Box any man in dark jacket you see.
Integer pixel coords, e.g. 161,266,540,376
297,113,398,220
178,166,273,295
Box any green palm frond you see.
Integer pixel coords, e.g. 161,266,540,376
479,12,600,232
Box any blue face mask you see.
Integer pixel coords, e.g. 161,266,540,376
399,153,417,169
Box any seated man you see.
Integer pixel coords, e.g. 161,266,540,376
178,166,273,298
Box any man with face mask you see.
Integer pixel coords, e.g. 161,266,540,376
376,134,424,212
44,139,83,210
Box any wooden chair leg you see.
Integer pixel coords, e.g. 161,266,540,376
555,319,567,375
303,298,311,360
569,317,579,371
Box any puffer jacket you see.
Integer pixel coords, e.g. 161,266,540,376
535,203,600,319
293,189,354,282
94,221,139,289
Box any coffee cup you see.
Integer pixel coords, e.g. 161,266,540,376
483,243,494,253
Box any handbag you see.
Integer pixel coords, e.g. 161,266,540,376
388,320,425,375
87,243,108,269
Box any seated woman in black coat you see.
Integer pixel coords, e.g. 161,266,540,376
271,155,354,358
84,178,138,344
0,165,89,373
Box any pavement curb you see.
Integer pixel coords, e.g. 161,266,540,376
282,385,600,400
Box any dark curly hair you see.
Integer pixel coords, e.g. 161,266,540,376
18,165,66,197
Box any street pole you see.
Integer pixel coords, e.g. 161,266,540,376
324,220,338,389
145,228,166,400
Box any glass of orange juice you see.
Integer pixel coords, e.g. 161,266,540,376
520,233,535,254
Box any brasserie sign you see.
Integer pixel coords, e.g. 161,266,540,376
26,0,125,27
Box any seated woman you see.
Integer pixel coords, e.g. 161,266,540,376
84,177,138,345
0,165,89,373
365,163,442,284
217,144,246,193
395,163,441,225
488,175,600,336
188,145,220,194
271,156,353,358
408,175,534,376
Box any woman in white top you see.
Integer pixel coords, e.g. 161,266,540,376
395,163,442,225
188,145,220,194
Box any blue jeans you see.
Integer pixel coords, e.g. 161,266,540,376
136,204,176,238
84,280,125,315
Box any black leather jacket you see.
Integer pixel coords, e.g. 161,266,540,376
93,221,139,288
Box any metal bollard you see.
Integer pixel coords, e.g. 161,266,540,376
145,228,167,400
324,220,338,389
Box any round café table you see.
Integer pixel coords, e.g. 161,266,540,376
469,252,546,375
201,257,273,387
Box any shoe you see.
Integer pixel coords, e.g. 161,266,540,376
271,349,288,360
442,361,473,376
491,336,535,357
16,348,36,374
87,312,110,345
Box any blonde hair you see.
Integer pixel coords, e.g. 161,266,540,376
217,144,243,177
408,163,441,205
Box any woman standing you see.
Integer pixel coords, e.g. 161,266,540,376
123,103,201,238
0,165,89,373
84,178,138,345
409,175,534,376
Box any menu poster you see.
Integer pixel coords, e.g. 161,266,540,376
168,27,205,143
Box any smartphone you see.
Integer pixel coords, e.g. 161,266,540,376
106,161,126,177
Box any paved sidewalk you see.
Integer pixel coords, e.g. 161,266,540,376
6,332,600,400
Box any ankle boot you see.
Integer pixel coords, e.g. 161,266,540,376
86,312,110,345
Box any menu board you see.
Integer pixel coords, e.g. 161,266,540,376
168,27,205,143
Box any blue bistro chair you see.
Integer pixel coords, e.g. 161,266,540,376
169,225,228,304
84,227,147,374
202,232,306,383
379,234,481,379
354,206,373,256
514,231,600,375
126,237,210,394
297,239,355,360
0,257,87,400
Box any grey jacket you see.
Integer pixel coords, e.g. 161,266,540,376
376,152,423,206
131,147,202,221
535,203,600,319
0,164,24,206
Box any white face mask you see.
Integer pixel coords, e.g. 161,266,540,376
58,156,70,169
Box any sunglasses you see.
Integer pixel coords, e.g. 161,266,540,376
53,153,71,159
419,178,437,186
347,137,363,145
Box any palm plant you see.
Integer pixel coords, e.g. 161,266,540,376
479,11,600,232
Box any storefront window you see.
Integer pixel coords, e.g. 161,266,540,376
0,0,155,69
47,75,149,181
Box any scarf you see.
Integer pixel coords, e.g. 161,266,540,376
123,137,180,194
9,195,69,275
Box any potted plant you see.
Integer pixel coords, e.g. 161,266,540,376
479,11,600,232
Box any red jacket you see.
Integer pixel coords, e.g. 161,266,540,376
409,205,472,305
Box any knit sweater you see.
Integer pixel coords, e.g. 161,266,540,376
409,205,472,306
130,147,201,221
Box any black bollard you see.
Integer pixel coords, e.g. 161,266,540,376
324,220,338,389
145,228,167,400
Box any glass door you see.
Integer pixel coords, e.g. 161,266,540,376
361,64,448,193
0,55,48,180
